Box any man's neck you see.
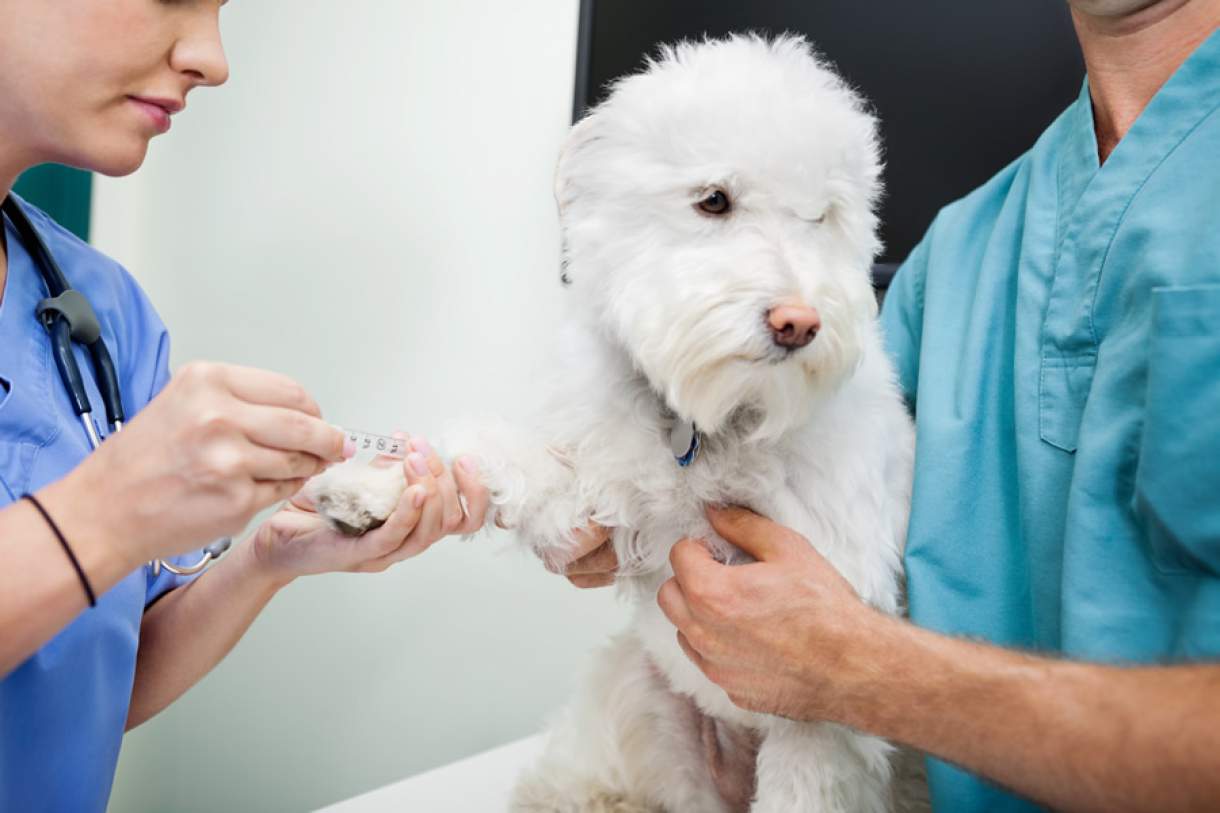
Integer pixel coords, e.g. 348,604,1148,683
1072,0,1220,163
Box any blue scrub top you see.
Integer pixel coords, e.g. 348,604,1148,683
0,197,203,812
881,30,1220,812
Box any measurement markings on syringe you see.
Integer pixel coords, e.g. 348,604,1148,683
343,429,408,458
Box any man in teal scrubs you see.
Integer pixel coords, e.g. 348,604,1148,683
649,0,1220,810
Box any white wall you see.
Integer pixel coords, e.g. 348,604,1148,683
98,2,626,810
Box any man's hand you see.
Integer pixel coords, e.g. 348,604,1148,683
544,523,618,588
657,505,886,721
657,510,1220,813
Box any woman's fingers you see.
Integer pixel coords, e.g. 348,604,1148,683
359,484,429,558
325,439,487,574
250,477,309,511
352,450,486,572
244,446,328,482
355,484,442,571
409,438,463,533
410,474,447,548
214,363,323,417
240,404,348,463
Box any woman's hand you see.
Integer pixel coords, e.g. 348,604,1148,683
247,437,490,584
57,361,350,569
123,440,489,727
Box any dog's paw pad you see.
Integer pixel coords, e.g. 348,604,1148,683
304,464,404,537
313,493,389,537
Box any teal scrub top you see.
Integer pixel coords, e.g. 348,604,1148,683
880,30,1220,813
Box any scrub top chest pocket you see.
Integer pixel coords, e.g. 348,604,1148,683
1133,284,1220,577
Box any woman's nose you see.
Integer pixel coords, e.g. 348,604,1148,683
171,15,230,88
766,304,821,349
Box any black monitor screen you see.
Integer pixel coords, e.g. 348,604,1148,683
574,0,1085,271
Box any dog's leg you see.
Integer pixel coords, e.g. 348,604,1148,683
513,634,732,813
750,719,893,813
304,418,586,541
446,418,594,561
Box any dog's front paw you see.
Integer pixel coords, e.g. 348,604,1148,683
303,462,406,536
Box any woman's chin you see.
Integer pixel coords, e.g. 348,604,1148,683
93,146,150,178
65,137,152,178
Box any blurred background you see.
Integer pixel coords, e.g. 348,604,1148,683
10,1,1082,810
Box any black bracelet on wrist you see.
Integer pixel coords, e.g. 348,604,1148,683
22,493,97,608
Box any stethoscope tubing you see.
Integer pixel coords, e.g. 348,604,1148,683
3,194,229,578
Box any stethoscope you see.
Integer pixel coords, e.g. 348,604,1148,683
2,195,230,576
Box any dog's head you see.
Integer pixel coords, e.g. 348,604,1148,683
557,35,883,438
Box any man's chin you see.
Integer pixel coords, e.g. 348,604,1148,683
1068,0,1168,19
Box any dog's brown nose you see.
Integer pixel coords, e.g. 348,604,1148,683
767,304,821,349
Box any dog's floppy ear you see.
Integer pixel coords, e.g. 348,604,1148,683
554,112,602,215
558,112,605,284
554,113,603,285
556,107,607,284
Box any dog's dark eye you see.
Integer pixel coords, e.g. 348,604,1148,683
697,190,732,216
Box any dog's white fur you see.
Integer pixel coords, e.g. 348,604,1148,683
308,35,915,812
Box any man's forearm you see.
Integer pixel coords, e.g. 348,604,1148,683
126,540,290,729
840,615,1220,813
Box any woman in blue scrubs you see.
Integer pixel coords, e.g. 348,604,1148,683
0,3,490,811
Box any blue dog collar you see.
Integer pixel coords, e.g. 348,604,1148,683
670,418,702,468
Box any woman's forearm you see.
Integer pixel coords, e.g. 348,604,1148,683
842,615,1220,813
126,538,290,730
0,477,142,676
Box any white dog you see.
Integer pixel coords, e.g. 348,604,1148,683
308,35,915,812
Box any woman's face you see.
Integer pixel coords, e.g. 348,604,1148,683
0,0,229,177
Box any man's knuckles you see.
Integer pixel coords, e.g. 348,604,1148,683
681,620,722,658
668,536,713,570
685,575,735,616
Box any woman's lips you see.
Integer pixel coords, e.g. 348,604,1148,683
128,97,180,134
